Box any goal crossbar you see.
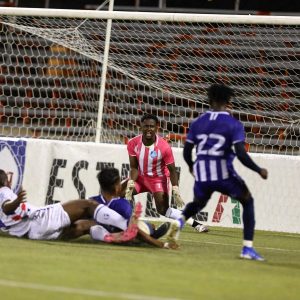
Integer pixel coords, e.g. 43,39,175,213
1,7,300,25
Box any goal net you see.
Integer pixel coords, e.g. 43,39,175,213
0,8,299,155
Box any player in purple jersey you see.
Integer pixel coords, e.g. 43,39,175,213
88,168,175,248
166,83,268,260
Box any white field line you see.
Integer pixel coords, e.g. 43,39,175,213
0,279,181,300
180,239,300,253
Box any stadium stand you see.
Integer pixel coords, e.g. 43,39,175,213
0,19,299,153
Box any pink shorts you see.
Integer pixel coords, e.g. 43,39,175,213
135,175,169,194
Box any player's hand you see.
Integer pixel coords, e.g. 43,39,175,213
17,189,27,203
172,186,185,208
125,179,135,201
259,168,268,180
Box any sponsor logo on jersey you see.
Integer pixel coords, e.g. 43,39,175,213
150,150,157,158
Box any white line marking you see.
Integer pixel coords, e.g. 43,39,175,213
181,239,300,253
0,279,181,300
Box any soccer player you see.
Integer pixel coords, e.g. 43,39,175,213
0,169,140,242
67,167,174,248
124,113,208,233
167,83,268,260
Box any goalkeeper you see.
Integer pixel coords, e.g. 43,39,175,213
124,114,208,233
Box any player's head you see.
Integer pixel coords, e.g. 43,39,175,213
0,169,8,188
97,168,121,195
207,83,234,107
140,114,159,142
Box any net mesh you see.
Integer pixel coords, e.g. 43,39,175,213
0,14,299,154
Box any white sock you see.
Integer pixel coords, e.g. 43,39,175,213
165,207,192,225
94,204,127,230
90,225,109,241
243,240,253,248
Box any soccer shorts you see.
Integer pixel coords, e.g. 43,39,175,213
27,203,71,240
135,175,169,194
194,175,249,203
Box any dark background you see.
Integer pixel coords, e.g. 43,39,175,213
6,0,300,13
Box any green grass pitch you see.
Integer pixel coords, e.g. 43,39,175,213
0,226,299,300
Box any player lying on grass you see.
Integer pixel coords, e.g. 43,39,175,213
63,167,177,249
0,169,140,243
166,83,268,261
124,113,208,233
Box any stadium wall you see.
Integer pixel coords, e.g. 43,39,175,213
0,137,299,233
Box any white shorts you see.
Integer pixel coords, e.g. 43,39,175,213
27,203,71,240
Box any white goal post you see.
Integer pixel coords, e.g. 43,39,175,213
0,7,299,155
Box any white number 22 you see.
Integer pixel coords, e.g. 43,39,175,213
196,133,225,156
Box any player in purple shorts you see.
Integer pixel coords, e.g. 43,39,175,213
167,83,268,260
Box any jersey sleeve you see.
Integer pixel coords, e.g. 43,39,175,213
232,120,246,144
0,187,17,207
109,198,132,220
127,139,136,156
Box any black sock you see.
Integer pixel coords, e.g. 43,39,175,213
242,197,255,241
192,220,200,227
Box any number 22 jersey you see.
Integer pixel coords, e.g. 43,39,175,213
186,111,245,182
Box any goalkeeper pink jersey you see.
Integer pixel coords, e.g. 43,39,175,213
127,134,174,177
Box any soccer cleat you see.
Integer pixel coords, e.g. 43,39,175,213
194,223,209,233
103,202,142,243
240,246,265,261
120,201,142,242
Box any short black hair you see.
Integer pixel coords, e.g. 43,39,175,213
207,83,234,105
141,114,159,124
97,168,120,193
0,169,8,187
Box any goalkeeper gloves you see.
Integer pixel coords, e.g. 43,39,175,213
172,186,185,208
125,179,135,201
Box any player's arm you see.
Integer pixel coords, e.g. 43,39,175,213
124,155,139,201
167,163,179,187
128,155,139,181
234,142,268,179
1,189,27,215
167,162,185,207
164,144,184,207
137,229,177,249
183,141,194,174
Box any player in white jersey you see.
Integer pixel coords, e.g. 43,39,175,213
0,169,141,242
124,113,208,233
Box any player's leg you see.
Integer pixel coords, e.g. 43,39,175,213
63,199,142,243
165,204,209,233
61,219,97,240
89,224,129,243
62,199,128,230
218,177,264,261
165,183,211,246
101,201,143,243
151,177,208,232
